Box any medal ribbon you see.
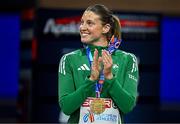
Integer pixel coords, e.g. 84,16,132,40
86,35,122,98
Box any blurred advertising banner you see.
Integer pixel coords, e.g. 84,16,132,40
35,8,160,41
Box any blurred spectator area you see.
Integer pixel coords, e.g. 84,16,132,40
0,0,35,123
39,0,180,15
0,0,35,11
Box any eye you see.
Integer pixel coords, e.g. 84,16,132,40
87,20,94,26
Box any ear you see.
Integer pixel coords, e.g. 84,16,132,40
102,24,111,34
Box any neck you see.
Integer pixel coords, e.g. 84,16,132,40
91,37,108,47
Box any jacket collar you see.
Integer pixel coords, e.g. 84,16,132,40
82,44,108,56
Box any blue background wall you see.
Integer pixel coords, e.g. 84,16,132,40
0,14,20,98
161,17,180,105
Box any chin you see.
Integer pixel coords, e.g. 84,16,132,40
81,39,90,44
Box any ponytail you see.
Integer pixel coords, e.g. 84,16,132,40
111,15,121,40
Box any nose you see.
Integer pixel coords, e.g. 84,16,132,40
79,22,87,31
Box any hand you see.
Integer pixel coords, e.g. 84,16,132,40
102,50,113,80
89,49,102,81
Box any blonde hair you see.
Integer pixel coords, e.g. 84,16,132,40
111,15,121,40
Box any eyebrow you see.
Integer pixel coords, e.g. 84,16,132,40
81,18,94,22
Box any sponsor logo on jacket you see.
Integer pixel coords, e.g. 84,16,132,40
78,64,90,71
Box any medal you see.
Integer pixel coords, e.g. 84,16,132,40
90,98,106,114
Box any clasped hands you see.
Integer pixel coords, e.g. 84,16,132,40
89,49,113,82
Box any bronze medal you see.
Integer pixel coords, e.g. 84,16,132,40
90,98,105,114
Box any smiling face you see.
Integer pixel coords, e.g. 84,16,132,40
79,11,108,46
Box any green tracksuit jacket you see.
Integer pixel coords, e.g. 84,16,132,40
58,45,139,124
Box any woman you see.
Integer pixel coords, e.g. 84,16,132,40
58,4,139,124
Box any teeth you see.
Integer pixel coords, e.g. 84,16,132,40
81,33,88,36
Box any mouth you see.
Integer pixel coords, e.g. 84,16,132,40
80,32,90,37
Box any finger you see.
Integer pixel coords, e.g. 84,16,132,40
103,50,111,61
92,49,98,67
102,50,111,64
101,51,107,64
105,50,112,64
98,56,103,71
93,49,98,63
98,56,102,64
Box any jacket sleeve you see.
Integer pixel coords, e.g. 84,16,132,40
58,54,95,115
105,53,139,114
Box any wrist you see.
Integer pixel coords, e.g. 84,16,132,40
89,76,97,81
105,73,113,80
